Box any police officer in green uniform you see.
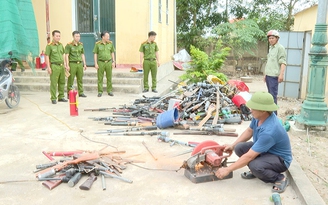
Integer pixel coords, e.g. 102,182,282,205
65,31,87,97
139,31,160,93
45,30,67,104
93,31,116,97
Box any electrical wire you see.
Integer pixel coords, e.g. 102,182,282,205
129,163,180,172
23,96,118,150
79,130,118,151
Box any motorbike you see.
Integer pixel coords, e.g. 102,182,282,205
0,51,20,108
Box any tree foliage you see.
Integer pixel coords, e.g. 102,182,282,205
180,41,230,83
176,0,318,66
176,0,225,51
213,19,265,62
228,0,317,32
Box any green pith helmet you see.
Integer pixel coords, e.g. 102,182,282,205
246,91,278,111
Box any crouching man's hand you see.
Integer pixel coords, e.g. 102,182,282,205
215,167,231,179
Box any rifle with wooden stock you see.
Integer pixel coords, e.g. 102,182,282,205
36,153,99,179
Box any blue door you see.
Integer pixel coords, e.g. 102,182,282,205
76,0,116,66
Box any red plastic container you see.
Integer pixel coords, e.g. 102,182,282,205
232,95,246,108
228,80,249,92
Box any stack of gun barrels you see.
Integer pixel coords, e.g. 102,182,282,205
35,151,134,191
87,81,250,127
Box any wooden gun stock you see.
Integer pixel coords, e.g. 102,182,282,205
36,153,99,178
79,173,97,190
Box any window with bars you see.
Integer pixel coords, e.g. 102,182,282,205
99,0,115,32
76,0,93,32
76,0,115,33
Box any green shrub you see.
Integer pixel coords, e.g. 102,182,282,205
180,40,230,84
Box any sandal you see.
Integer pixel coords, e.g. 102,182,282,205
241,171,256,179
272,177,289,193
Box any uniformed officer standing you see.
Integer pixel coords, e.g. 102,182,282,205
93,31,116,97
65,31,87,97
45,30,67,104
139,31,160,93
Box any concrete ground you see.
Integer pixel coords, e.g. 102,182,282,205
0,71,324,205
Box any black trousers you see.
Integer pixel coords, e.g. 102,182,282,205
265,75,278,115
235,141,287,183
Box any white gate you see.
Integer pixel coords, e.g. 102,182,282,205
278,31,312,99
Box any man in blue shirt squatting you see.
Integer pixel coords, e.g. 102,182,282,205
215,91,292,193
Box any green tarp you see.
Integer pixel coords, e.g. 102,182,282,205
0,0,39,61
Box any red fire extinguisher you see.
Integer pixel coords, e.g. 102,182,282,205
40,50,47,70
69,89,78,116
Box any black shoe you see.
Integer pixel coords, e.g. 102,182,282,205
108,92,114,96
79,93,87,97
152,89,158,93
58,98,68,102
142,89,149,93
97,93,102,97
51,100,57,104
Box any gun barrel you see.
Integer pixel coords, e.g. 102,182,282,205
101,174,106,190
37,169,56,179
36,162,58,170
99,171,133,184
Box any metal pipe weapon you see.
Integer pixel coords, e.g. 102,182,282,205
95,126,158,134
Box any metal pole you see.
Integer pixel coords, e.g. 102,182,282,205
296,0,328,128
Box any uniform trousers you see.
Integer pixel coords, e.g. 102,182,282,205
97,61,112,93
143,59,157,90
67,62,84,94
50,64,65,100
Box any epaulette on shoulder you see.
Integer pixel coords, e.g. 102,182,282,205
67,42,73,45
47,42,53,45
96,41,102,44
79,42,83,45
106,40,112,44
141,41,147,45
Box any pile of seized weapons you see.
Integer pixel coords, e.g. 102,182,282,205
34,150,141,190
86,79,252,137
34,80,253,191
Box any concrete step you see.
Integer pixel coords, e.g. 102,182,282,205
15,83,142,93
13,69,143,78
14,76,142,85
12,61,175,94
13,68,143,93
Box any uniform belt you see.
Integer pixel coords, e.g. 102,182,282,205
145,58,156,61
51,62,64,66
99,59,112,63
69,61,81,64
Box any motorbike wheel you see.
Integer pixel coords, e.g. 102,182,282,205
5,84,20,108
